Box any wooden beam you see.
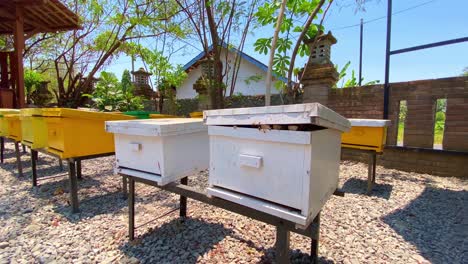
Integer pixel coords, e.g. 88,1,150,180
13,0,49,6
0,9,16,20
14,5,25,108
47,1,79,27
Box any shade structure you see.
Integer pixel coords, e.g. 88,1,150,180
0,0,81,108
0,0,80,35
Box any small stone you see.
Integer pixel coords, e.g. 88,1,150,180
0,242,9,249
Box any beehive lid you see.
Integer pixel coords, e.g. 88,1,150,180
105,118,206,136
349,119,391,127
20,108,43,117
204,103,351,132
41,108,135,121
0,109,20,117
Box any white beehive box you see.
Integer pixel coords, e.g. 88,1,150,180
105,118,209,185
204,103,350,227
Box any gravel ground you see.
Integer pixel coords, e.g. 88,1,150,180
0,142,466,264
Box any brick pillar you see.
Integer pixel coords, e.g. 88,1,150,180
301,64,338,105
404,96,435,148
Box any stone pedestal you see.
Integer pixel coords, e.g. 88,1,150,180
301,63,338,105
193,77,213,110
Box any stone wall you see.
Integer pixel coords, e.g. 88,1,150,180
163,94,284,116
327,76,468,178
169,76,468,177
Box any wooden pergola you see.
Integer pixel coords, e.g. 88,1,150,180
0,0,80,108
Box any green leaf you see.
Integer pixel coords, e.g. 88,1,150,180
254,38,272,55
276,38,292,53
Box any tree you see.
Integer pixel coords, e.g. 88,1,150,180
29,0,184,108
254,0,332,103
462,67,468,76
121,70,133,93
334,61,380,88
136,47,187,112
24,70,43,104
175,0,260,108
265,0,287,106
85,71,143,112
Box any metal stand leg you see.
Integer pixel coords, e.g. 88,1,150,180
372,153,377,183
128,177,135,241
122,175,128,199
367,152,376,194
14,141,23,177
31,150,38,187
179,177,188,218
59,159,63,171
22,144,26,153
275,222,290,264
1,137,4,163
68,159,79,213
76,160,82,179
310,213,321,264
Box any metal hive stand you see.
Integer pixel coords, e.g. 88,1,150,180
30,150,114,213
123,174,344,264
343,147,380,194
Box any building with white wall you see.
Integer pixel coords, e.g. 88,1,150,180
177,45,286,99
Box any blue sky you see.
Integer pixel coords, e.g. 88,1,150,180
106,0,468,86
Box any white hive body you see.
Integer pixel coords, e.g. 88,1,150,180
105,118,209,185
204,103,350,227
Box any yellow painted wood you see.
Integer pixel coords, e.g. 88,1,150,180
149,114,179,119
341,126,387,153
20,108,48,149
42,108,135,159
0,109,20,137
4,114,22,141
189,112,203,118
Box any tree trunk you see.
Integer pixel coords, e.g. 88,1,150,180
265,0,287,106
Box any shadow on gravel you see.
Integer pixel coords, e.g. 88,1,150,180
383,187,467,264
52,190,128,222
259,248,335,264
51,185,173,223
120,217,232,263
341,178,393,199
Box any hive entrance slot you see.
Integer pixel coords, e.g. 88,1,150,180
220,124,327,132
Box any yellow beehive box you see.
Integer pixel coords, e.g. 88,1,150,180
189,112,203,118
341,119,391,153
4,114,22,142
149,114,179,119
42,108,135,159
20,108,48,149
0,109,20,137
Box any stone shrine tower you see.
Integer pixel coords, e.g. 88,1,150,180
131,67,154,99
301,31,339,105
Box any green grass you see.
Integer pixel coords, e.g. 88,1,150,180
397,122,404,145
434,120,444,145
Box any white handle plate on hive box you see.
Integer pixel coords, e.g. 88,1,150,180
239,154,262,169
129,142,141,152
